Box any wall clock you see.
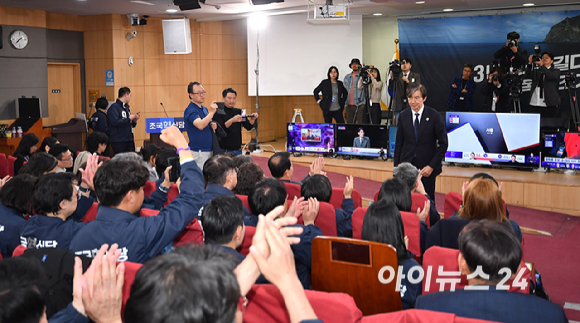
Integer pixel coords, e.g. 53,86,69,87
10,30,28,50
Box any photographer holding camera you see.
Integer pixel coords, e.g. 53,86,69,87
525,51,561,118
388,58,421,125
494,31,528,74
212,88,258,155
358,66,383,124
481,66,510,113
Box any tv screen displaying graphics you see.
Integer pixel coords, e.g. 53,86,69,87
541,132,580,170
336,124,389,157
445,112,541,168
286,123,335,154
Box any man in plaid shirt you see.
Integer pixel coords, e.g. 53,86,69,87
447,64,476,111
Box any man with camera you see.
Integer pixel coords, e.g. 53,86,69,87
447,64,476,111
494,31,528,74
481,66,510,113
525,52,561,118
212,88,258,155
344,58,366,124
388,58,421,125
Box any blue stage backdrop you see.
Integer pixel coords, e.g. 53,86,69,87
398,10,580,116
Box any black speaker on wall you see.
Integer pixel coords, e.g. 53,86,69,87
173,0,205,10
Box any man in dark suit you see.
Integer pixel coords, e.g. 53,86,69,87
388,58,421,125
394,84,448,200
353,128,370,148
525,51,561,118
416,220,568,323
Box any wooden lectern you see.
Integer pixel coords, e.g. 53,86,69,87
47,118,88,153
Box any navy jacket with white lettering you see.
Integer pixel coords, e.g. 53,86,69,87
0,203,26,258
69,160,204,264
19,215,87,250
107,99,136,143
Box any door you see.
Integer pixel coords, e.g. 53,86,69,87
47,63,81,126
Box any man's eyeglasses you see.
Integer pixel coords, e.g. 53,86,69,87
193,91,206,96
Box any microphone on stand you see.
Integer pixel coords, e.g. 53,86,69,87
160,102,169,118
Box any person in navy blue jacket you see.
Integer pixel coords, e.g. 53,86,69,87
416,220,568,322
301,174,354,238
196,154,251,221
89,97,109,136
20,173,87,250
107,87,140,154
0,174,35,258
69,126,204,263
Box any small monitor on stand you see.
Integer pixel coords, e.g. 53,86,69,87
17,97,42,119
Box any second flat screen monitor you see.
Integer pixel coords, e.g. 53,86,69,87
336,124,389,157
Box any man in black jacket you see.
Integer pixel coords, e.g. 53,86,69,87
212,88,258,155
525,52,561,118
493,31,528,74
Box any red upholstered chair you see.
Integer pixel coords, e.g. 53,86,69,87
236,225,256,256
361,309,497,323
7,155,16,177
373,190,379,201
351,208,421,257
283,182,301,200
164,184,179,207
0,153,9,178
121,261,143,318
297,201,337,237
173,218,203,247
12,245,27,257
140,208,160,217
329,188,363,209
82,202,99,223
411,193,430,228
236,194,252,214
422,246,531,295
243,284,363,323
444,191,463,219
144,181,157,198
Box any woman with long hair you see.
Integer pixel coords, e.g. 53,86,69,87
358,67,383,125
13,133,39,175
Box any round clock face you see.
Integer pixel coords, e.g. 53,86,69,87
10,30,29,50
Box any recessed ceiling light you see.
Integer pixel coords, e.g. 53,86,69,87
131,0,155,5
166,9,178,13
416,1,425,4
443,8,454,11
373,13,383,16
523,3,535,6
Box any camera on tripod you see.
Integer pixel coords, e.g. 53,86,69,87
360,64,374,85
532,45,542,63
565,73,576,88
505,68,525,97
389,59,402,77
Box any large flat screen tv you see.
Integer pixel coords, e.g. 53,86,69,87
445,112,541,168
286,123,335,154
541,132,580,170
336,124,389,157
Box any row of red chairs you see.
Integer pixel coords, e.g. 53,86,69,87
0,153,17,177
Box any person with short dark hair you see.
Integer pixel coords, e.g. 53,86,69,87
481,66,510,112
352,128,370,148
233,154,252,168
13,133,39,175
19,152,58,177
494,31,528,74
49,144,73,173
185,81,217,169
301,174,354,237
268,153,324,185
344,58,366,124
313,66,348,123
416,220,568,322
362,199,422,309
394,84,448,200
447,64,476,111
526,51,561,117
89,97,109,136
358,67,383,124
85,131,109,155
212,87,259,155
139,144,160,181
19,173,87,250
69,126,205,263
388,58,421,125
107,87,139,154
233,162,264,196
0,174,36,258
39,136,59,154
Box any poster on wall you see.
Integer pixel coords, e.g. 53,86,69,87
398,10,580,116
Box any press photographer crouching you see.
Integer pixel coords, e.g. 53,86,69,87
525,51,561,118
481,65,510,113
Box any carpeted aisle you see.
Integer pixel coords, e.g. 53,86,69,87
251,155,580,320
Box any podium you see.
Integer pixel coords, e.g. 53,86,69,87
47,118,88,153
0,118,51,156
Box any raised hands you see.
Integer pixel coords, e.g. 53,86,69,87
343,176,354,199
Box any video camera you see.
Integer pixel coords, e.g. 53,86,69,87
565,73,576,89
505,68,525,97
360,64,374,85
389,59,402,77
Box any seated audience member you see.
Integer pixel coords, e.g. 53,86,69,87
247,177,321,289
233,162,264,196
469,172,511,218
85,131,109,155
126,207,319,323
196,154,251,220
0,174,36,258
362,199,422,309
49,144,74,173
13,133,39,175
69,126,204,263
301,174,354,237
453,178,521,242
73,151,91,175
233,154,253,168
19,152,58,177
393,162,440,227
139,144,160,182
416,221,567,322
20,173,87,250
39,136,59,154
153,147,176,187
268,152,325,185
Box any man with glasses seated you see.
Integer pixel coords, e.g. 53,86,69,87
49,144,74,173
185,81,218,170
